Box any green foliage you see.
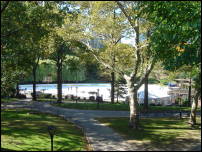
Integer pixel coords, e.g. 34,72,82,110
139,1,201,70
1,1,63,96
148,78,160,84
23,61,87,82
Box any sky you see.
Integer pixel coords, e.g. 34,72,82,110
121,36,136,46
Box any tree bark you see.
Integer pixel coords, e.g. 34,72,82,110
32,67,37,101
116,83,119,103
188,78,192,107
143,75,149,112
189,91,200,126
16,83,20,97
1,1,9,14
111,72,115,104
57,53,62,103
125,76,139,129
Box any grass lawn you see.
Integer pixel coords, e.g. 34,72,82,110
1,109,90,151
1,98,20,103
2,97,200,113
96,117,201,151
51,102,200,112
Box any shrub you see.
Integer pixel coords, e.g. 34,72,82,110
182,99,189,107
96,96,103,102
71,95,75,100
17,94,26,99
38,93,52,98
89,96,95,101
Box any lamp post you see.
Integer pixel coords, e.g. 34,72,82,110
47,126,56,151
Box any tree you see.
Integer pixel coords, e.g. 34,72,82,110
77,1,156,129
27,2,64,101
1,1,37,97
48,35,86,103
1,1,63,98
80,1,127,103
114,1,155,128
49,36,70,103
139,1,201,126
1,1,9,14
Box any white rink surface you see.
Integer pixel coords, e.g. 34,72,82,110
19,83,173,105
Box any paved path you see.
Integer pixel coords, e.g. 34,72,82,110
2,100,201,151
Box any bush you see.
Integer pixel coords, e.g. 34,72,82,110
39,93,52,98
89,96,95,101
159,79,169,85
65,95,69,99
31,93,52,99
17,94,26,99
71,95,75,100
148,78,160,84
175,98,180,105
96,96,103,102
182,99,189,107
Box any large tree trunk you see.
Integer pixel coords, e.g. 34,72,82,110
143,75,149,112
189,91,200,126
57,55,62,103
116,83,119,103
111,72,115,104
16,83,20,97
188,78,192,107
32,67,37,101
125,76,139,129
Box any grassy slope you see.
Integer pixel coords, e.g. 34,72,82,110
1,109,88,151
97,117,201,150
1,98,20,103
51,102,200,112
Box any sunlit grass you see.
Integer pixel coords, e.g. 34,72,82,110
1,109,89,151
96,117,201,150
1,98,20,103
51,102,200,112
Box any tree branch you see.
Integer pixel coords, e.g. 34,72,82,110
1,1,9,14
114,36,122,45
1,29,21,38
1,24,30,38
136,60,155,89
116,1,138,32
85,42,125,76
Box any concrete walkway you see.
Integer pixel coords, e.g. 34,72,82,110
2,100,201,151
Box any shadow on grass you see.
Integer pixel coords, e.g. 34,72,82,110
1,148,16,151
97,117,201,149
1,109,86,151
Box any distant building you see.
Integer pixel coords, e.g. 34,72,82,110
168,79,197,105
